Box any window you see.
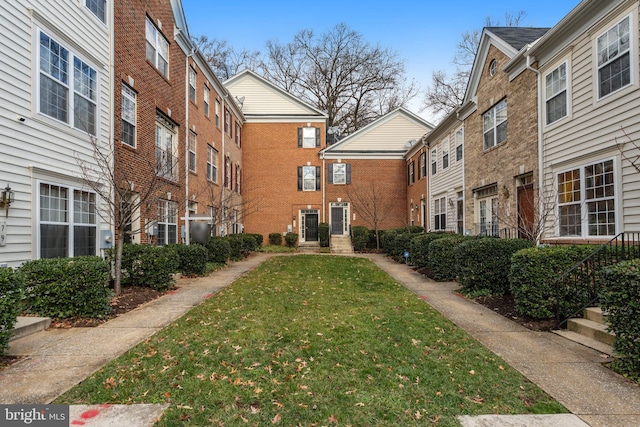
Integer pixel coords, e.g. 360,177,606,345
298,166,320,191
431,149,437,175
157,200,177,245
483,99,507,150
203,86,210,117
558,159,615,237
224,156,231,189
39,183,97,258
442,140,449,169
224,108,231,134
207,145,218,182
121,83,136,147
298,127,320,148
545,62,567,124
408,161,415,185
188,131,196,172
155,114,178,181
85,0,106,23
418,152,426,179
145,17,169,78
455,128,463,161
235,123,241,146
215,99,220,127
39,31,98,135
235,164,241,193
597,16,631,98
475,185,498,236
489,59,497,76
434,197,446,230
189,66,196,103
329,163,351,184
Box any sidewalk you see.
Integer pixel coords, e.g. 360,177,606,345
0,253,273,404
365,253,640,427
1,252,639,426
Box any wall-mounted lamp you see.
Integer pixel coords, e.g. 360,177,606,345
0,184,15,217
292,215,296,221
448,198,455,208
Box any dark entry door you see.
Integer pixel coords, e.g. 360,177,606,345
331,207,343,234
518,184,535,239
305,214,318,241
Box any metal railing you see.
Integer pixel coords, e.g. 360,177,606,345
155,148,179,181
554,232,640,328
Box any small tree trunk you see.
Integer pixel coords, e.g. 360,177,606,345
113,227,124,295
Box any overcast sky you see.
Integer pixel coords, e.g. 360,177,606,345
182,0,580,123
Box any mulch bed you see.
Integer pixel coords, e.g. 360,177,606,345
473,294,556,331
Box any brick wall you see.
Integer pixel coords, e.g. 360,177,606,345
406,147,428,228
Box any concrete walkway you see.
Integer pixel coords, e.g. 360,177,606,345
1,252,639,426
365,253,640,427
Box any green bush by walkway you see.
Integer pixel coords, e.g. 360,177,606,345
0,268,23,356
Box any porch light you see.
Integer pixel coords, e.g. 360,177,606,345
0,184,15,217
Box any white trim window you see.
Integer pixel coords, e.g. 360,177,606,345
558,159,616,237
189,66,196,103
39,182,97,258
203,85,210,117
146,17,169,78
121,83,136,147
85,0,106,23
207,144,217,183
333,163,346,184
188,131,196,172
483,99,507,150
215,99,220,127
155,114,178,181
434,197,446,230
302,166,316,191
299,127,320,148
545,62,567,125
418,152,426,179
235,163,241,193
442,139,449,169
431,149,437,175
38,30,98,135
157,200,178,245
455,127,463,161
597,16,631,99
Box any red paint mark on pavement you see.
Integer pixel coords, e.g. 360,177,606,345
81,409,100,419
99,404,111,409
419,295,428,300
71,422,85,426
167,290,177,294
454,292,466,299
205,293,213,298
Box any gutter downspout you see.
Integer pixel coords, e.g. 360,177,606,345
525,51,544,245
108,0,115,253
320,151,325,224
184,48,195,244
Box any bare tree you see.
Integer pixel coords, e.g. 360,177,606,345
261,23,418,135
192,35,261,81
345,182,398,249
75,135,176,294
422,11,527,120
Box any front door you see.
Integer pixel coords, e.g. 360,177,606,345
517,184,535,239
331,207,343,234
305,213,318,241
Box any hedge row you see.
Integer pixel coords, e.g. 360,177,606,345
0,268,24,356
381,226,425,259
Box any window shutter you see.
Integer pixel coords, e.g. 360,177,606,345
346,164,351,184
315,127,321,147
298,128,303,148
297,166,303,191
328,164,333,184
315,166,321,190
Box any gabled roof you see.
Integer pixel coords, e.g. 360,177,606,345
224,69,328,120
462,26,550,110
321,108,433,160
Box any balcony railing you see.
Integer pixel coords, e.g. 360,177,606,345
473,222,500,237
156,148,178,181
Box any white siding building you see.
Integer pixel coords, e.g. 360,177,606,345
529,0,640,242
0,0,113,267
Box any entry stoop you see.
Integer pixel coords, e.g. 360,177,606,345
330,235,354,254
10,317,51,341
553,307,614,355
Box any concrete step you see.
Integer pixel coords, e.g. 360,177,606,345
566,317,615,346
583,307,607,324
10,317,51,341
330,236,353,254
553,329,614,356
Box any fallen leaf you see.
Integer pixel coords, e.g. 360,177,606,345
328,414,338,423
271,413,281,424
355,402,365,407
469,370,475,375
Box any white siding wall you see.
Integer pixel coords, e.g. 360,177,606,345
429,125,464,231
225,76,314,116
338,114,430,152
0,0,112,267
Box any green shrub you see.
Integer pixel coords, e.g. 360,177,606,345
110,244,175,291
205,236,231,264
318,223,330,247
225,234,246,261
601,259,640,377
284,232,298,247
409,232,451,269
351,226,370,252
244,233,263,248
174,244,209,276
381,227,424,259
509,245,597,319
428,235,469,281
269,233,283,245
455,238,533,296
0,268,23,355
21,257,112,319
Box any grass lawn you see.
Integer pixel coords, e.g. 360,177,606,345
57,255,565,426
